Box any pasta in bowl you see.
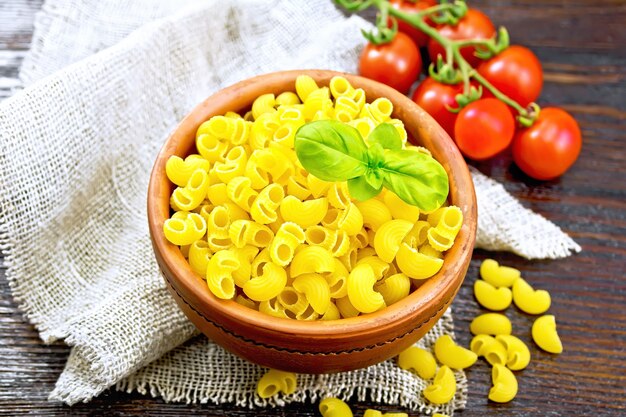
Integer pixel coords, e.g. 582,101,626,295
147,70,476,373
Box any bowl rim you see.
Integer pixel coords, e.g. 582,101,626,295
147,69,477,340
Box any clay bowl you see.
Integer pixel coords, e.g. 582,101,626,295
147,69,476,374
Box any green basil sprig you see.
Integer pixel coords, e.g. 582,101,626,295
294,120,449,212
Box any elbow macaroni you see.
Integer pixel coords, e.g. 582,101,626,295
532,315,563,354
163,75,463,319
423,365,456,404
397,346,437,380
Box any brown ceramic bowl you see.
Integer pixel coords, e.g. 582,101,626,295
147,69,476,374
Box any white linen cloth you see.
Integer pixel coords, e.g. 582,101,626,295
0,0,579,411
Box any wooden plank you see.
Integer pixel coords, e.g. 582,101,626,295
1,0,625,415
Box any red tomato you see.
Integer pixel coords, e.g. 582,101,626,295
359,32,422,94
412,77,463,139
477,46,543,107
512,108,582,180
389,0,437,47
428,9,495,67
454,98,515,160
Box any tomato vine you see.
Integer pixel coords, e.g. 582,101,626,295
335,0,540,127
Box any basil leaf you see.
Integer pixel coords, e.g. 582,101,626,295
348,176,383,201
367,142,385,169
365,169,383,189
295,120,368,182
367,123,402,150
380,149,449,212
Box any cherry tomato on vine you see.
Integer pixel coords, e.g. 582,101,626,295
454,98,515,160
512,108,582,180
478,46,543,107
359,32,422,94
428,9,495,68
389,0,436,47
412,77,463,138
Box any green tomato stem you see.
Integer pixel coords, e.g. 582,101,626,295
366,0,535,122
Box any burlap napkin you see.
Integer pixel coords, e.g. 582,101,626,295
0,0,579,412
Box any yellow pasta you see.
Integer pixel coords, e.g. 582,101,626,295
488,364,518,403
290,245,335,277
428,206,463,238
164,76,463,319
335,203,363,236
243,262,287,301
235,294,257,310
531,315,563,354
426,227,455,252
206,205,230,238
331,230,351,257
375,273,410,306
326,259,349,299
307,174,332,198
252,93,276,120
496,335,531,370
480,259,520,288
396,346,437,380
293,273,331,315
347,264,385,314
280,196,328,228
188,240,211,277
384,191,420,223
165,154,210,187
229,220,274,248
356,255,390,281
231,245,259,287
470,313,512,336
259,297,289,319
206,183,230,206
320,302,341,320
434,334,478,370
304,87,333,120
402,220,430,248
227,176,258,212
163,212,206,246
335,295,360,318
327,182,352,209
329,76,355,99
213,146,248,183
206,235,233,253
423,365,456,404
512,277,551,315
256,368,297,398
305,225,337,251
355,199,392,232
275,91,300,106
196,133,229,162
249,112,278,150
334,95,360,123
295,75,319,102
277,286,308,316
319,397,353,417
250,183,284,224
269,222,305,266
349,117,376,140
206,250,239,300
374,219,414,263
395,243,444,280
470,334,507,366
474,279,513,311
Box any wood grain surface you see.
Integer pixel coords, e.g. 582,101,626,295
1,0,625,416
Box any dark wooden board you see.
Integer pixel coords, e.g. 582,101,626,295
1,0,625,415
